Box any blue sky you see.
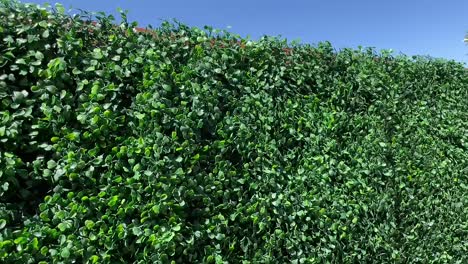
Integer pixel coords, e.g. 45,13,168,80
24,0,468,64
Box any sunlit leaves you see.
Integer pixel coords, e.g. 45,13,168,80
0,0,467,263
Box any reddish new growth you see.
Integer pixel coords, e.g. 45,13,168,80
86,21,294,61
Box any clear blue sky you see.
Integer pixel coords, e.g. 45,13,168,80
23,0,468,64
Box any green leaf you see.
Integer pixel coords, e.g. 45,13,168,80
14,236,28,245
85,220,95,229
57,222,69,231
0,219,6,229
31,237,39,250
16,58,26,64
92,48,103,60
55,3,65,14
66,132,79,142
89,255,99,263
38,21,48,28
47,160,57,169
60,247,70,258
40,246,48,256
162,84,172,92
132,226,142,236
152,205,160,214
35,51,44,60
108,195,119,207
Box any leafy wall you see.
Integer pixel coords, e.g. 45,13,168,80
0,1,467,263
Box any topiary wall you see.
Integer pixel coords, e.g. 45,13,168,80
0,1,467,263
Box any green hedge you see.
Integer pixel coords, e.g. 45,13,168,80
1,1,467,263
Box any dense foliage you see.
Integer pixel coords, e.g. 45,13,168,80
1,1,467,263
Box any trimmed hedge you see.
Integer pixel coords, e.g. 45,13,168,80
1,1,467,263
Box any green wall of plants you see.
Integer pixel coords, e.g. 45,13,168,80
1,1,467,263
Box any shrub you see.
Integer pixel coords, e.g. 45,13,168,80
0,1,467,263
